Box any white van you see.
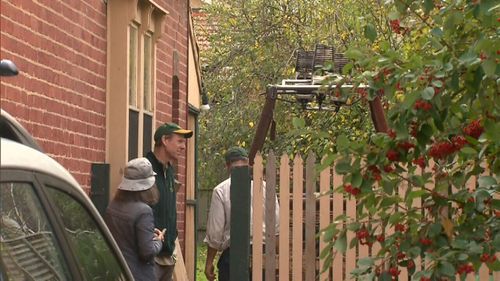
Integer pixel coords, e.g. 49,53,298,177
0,60,134,280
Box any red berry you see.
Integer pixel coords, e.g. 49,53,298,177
367,165,382,182
387,129,397,139
412,156,426,169
389,267,400,276
480,253,490,262
395,223,405,232
344,184,360,196
356,228,370,240
463,119,483,139
386,149,400,162
481,253,497,264
414,100,433,111
429,141,455,159
397,252,406,260
397,141,415,151
451,135,467,150
384,164,395,173
351,187,361,196
419,238,432,246
376,234,385,243
457,263,474,275
357,88,367,99
390,19,401,34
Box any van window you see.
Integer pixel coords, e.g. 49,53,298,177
0,182,71,280
45,186,127,281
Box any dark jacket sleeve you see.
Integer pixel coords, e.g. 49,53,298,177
135,206,162,262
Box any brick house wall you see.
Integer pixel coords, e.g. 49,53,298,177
1,0,108,188
0,0,191,247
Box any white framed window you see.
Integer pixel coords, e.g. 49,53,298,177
107,0,167,193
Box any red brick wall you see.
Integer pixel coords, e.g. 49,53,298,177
0,0,107,191
1,0,190,245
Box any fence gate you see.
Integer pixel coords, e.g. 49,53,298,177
238,151,498,281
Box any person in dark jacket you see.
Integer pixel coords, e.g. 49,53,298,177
146,122,192,281
105,157,165,281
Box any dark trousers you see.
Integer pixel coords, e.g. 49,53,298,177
217,248,230,281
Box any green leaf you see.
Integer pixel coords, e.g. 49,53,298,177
484,118,500,143
493,234,500,249
421,87,435,100
408,246,421,258
335,158,351,174
432,110,444,131
346,222,361,231
423,0,434,13
458,51,478,66
431,80,443,87
406,190,427,204
382,180,396,195
388,10,400,20
337,134,349,152
428,223,442,237
349,237,358,249
352,171,362,187
358,257,374,267
417,123,433,145
439,261,455,277
487,259,500,271
292,117,305,128
460,147,477,156
381,197,399,208
388,212,403,224
334,231,347,253
372,133,389,148
466,241,483,255
318,153,337,172
482,60,496,76
478,176,496,188
323,226,339,242
402,91,419,109
492,199,500,210
364,24,377,42
431,27,443,37
475,189,490,212
451,239,468,249
345,48,364,60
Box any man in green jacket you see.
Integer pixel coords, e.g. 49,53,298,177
146,122,192,281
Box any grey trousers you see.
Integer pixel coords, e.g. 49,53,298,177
154,263,174,281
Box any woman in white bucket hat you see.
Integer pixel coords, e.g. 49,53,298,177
105,157,165,281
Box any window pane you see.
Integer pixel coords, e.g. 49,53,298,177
143,33,153,112
128,109,139,161
128,24,138,107
143,113,152,155
0,182,71,280
46,186,127,281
